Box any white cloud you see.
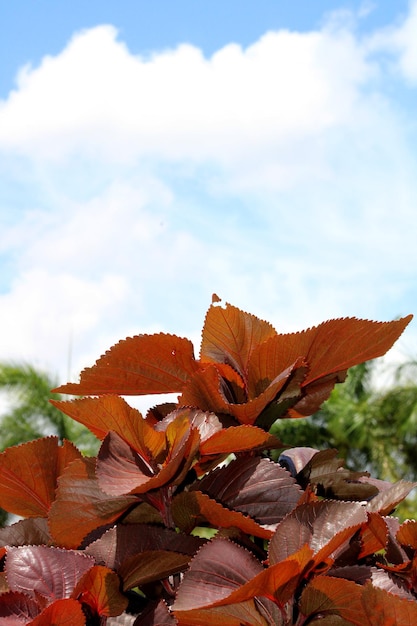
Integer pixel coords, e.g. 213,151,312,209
0,6,417,389
365,0,417,83
0,22,372,172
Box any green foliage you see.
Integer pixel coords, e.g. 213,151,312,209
0,362,99,455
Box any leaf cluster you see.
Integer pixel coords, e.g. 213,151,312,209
0,298,415,624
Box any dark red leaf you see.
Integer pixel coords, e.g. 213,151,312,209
173,538,263,610
360,582,417,625
269,501,367,567
97,419,200,497
0,437,82,518
137,600,178,626
55,333,199,396
173,538,280,625
0,592,40,623
209,544,313,608
85,524,204,571
73,565,128,617
48,457,137,549
366,480,417,516
5,546,94,601
195,456,302,526
172,491,272,538
28,598,86,625
0,518,50,554
118,551,191,590
299,576,365,625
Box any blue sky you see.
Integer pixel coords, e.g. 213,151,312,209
1,0,416,390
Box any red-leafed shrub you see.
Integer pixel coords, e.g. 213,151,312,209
0,297,416,625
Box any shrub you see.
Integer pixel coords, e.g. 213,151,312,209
0,297,416,625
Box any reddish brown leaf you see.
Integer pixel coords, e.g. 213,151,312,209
5,546,94,601
52,396,165,460
55,333,199,396
195,456,302,526
180,361,303,425
138,600,178,626
173,602,272,626
85,524,204,572
199,425,283,457
97,418,200,497
0,592,40,623
28,598,86,626
173,538,280,625
118,551,191,590
360,582,417,625
173,538,264,610
73,565,128,617
397,520,417,550
48,457,137,549
0,518,50,554
250,315,412,417
366,480,417,516
358,513,388,559
299,576,365,625
269,501,367,567
172,491,272,538
210,544,313,608
0,437,82,518
200,302,277,384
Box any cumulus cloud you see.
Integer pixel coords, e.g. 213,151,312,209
0,5,416,385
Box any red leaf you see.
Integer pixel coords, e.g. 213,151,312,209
138,600,178,626
5,546,94,601
118,551,191,590
52,396,165,460
360,582,417,625
28,599,86,626
366,480,417,516
269,501,367,567
0,518,51,553
251,315,412,417
73,565,128,617
97,418,200,497
85,524,204,571
210,544,313,608
0,592,40,623
0,437,82,518
358,513,388,559
48,457,137,549
299,576,365,625
55,333,199,396
199,425,283,457
195,456,302,526
173,538,280,625
173,538,263,610
397,520,417,550
172,491,272,539
180,360,303,425
200,302,277,384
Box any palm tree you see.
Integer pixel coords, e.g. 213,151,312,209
0,362,99,527
0,362,99,453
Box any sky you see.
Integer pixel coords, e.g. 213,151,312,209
1,0,417,396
